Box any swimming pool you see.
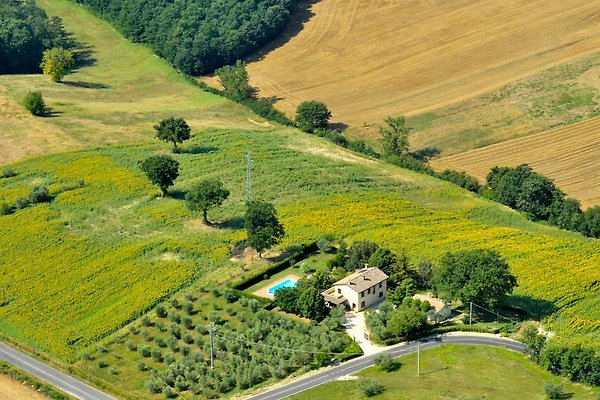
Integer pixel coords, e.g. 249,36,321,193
267,278,298,295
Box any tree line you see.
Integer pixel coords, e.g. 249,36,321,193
0,0,71,74
74,0,296,75
522,326,599,387
486,164,600,237
293,102,600,239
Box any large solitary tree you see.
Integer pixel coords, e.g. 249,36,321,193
380,115,410,157
216,60,252,101
185,179,230,224
154,117,191,151
244,200,285,257
139,155,179,196
434,249,517,309
295,101,331,133
40,47,74,82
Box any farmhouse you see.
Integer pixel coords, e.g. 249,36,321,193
322,267,388,312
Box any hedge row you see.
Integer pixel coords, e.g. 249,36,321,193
231,242,317,291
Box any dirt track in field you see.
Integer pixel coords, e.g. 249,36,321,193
431,117,600,209
247,0,600,134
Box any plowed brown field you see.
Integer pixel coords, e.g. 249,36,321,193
247,0,600,133
431,117,600,208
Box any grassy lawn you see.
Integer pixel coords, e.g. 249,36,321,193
291,345,599,400
0,0,261,163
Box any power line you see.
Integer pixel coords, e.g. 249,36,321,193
470,301,518,323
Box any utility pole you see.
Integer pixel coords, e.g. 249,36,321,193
417,343,421,376
469,301,473,326
246,151,252,204
209,321,214,369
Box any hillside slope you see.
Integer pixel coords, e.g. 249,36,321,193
0,0,260,164
431,117,600,208
247,0,600,133
0,129,598,358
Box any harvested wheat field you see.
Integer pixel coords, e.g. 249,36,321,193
247,0,600,136
431,117,600,208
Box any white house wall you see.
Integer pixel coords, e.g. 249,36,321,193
336,279,386,311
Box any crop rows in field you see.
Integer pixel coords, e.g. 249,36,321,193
280,193,600,340
431,117,600,208
0,152,238,357
247,0,600,134
0,129,598,358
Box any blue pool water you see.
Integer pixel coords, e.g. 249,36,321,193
268,278,298,295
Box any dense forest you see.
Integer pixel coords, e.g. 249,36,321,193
73,0,297,75
0,0,70,74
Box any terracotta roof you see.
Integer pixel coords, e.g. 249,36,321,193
333,267,388,293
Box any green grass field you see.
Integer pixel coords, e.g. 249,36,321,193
290,345,599,400
0,0,261,164
0,0,598,380
0,128,598,359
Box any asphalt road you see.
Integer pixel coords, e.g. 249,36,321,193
0,342,115,400
247,335,525,400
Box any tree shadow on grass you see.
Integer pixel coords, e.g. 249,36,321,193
381,360,403,372
505,295,556,321
73,43,97,69
168,189,187,201
62,80,109,89
178,146,219,155
329,122,349,131
262,95,284,104
411,147,441,162
43,108,63,118
216,217,245,230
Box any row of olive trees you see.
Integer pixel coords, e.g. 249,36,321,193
140,294,352,397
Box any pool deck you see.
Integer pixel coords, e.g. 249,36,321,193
253,274,302,300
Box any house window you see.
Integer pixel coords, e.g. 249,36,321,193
379,282,382,288
379,291,383,298
337,288,341,294
367,287,371,294
361,291,364,298
361,301,365,308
